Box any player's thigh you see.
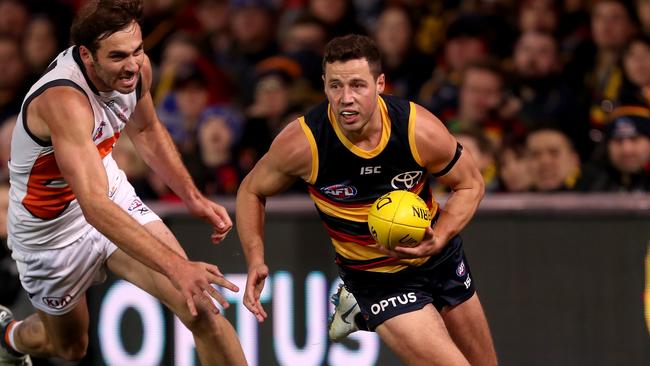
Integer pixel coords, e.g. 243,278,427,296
441,293,497,365
36,295,90,350
375,304,469,366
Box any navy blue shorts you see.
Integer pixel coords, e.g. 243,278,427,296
339,235,475,330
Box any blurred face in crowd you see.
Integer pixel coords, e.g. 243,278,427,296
459,67,503,124
607,135,650,174
526,129,580,191
310,0,347,25
623,39,650,87
282,21,327,54
253,74,290,119
324,58,385,136
195,0,230,33
0,0,28,40
231,6,273,46
513,31,559,79
518,0,558,32
23,17,58,72
0,37,25,90
444,36,486,72
591,1,636,51
199,116,233,167
176,81,208,122
499,147,533,192
455,134,493,173
161,36,199,73
375,7,412,62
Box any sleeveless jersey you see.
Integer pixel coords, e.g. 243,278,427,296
7,46,141,250
300,95,439,273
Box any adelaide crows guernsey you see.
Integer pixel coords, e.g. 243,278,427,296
7,46,140,250
300,95,439,273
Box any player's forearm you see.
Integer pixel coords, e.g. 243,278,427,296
434,182,484,242
80,196,182,276
236,190,267,268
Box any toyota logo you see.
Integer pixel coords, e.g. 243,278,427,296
391,171,423,189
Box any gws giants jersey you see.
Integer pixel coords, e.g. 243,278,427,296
301,95,439,273
8,46,141,250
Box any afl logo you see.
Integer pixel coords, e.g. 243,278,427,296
321,184,358,199
391,171,423,189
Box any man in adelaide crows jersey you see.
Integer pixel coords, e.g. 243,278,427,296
237,34,497,365
0,1,246,365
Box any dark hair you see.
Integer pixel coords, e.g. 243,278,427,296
322,34,382,78
70,0,143,55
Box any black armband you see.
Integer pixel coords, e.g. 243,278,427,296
432,142,463,177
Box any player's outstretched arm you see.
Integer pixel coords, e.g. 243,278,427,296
236,119,312,321
126,56,232,243
394,104,485,258
32,86,237,317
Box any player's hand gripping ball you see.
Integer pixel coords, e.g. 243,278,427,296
368,190,432,250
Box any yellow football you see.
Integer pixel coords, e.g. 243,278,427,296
367,190,432,250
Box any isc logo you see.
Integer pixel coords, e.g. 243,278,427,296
360,166,381,175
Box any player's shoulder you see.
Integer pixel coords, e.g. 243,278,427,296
409,102,456,166
267,118,313,176
410,102,446,136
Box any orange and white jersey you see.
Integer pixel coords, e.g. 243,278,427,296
7,46,141,250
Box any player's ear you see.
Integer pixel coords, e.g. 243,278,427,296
376,73,385,94
78,45,93,63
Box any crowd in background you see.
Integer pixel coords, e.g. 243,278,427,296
0,0,649,204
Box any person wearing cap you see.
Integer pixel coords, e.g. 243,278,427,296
578,106,650,191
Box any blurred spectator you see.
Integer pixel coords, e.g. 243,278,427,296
509,30,591,159
22,15,60,79
619,35,650,105
446,60,524,148
578,106,650,191
308,0,364,38
526,128,581,191
238,63,300,177
0,36,28,123
373,5,432,100
497,141,534,192
517,0,560,33
279,12,328,55
0,0,29,40
0,115,15,183
454,130,500,192
636,0,650,35
419,15,490,118
157,61,238,193
218,1,279,106
197,108,243,195
565,0,638,145
277,12,328,96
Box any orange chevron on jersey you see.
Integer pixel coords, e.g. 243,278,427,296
97,133,120,158
22,152,75,220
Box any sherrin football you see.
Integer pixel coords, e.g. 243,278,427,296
367,190,432,250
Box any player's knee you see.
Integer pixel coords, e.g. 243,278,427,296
55,337,88,362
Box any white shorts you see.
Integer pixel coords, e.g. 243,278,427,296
11,174,160,315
